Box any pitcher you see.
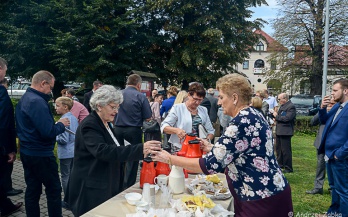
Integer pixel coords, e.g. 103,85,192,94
168,165,185,194
177,133,196,156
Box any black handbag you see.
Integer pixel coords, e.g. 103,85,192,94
142,119,160,133
142,102,160,133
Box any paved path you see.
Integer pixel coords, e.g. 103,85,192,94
9,161,74,217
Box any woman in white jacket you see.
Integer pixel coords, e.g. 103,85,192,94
161,83,215,152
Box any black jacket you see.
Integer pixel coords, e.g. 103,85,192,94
0,85,16,155
83,91,93,112
66,111,144,216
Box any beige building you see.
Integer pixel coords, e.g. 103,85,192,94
234,29,286,93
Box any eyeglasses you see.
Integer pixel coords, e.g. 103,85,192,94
189,95,204,103
45,81,54,90
107,104,119,111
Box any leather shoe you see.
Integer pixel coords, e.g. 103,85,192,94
283,169,293,173
6,188,23,196
1,202,23,217
306,188,323,195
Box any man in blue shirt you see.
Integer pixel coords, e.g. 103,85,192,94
16,70,70,217
114,74,152,189
263,89,278,110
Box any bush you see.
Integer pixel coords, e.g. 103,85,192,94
11,98,19,108
294,116,319,135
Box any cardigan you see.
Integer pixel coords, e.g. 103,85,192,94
161,103,214,149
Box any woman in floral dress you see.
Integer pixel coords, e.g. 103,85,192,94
151,74,293,217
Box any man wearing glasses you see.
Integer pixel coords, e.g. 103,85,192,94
273,93,296,173
15,70,70,217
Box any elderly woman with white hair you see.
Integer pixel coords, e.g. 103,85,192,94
65,85,161,216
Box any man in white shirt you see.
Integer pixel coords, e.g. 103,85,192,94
262,89,278,110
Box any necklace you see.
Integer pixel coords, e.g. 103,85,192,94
186,102,198,113
233,105,250,118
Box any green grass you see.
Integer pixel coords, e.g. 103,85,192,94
287,134,331,214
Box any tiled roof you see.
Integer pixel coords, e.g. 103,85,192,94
294,45,348,66
253,29,287,52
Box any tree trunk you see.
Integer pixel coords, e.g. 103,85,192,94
310,0,324,95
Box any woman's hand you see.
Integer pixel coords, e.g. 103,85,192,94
150,149,171,164
197,138,213,153
176,128,186,140
143,140,162,156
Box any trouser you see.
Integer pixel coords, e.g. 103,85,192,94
314,151,326,189
59,158,73,196
0,155,16,214
327,159,348,217
21,153,62,217
275,135,293,171
3,161,13,192
114,126,142,190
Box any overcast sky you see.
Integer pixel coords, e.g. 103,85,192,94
250,0,279,36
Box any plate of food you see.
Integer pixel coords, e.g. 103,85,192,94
186,174,232,200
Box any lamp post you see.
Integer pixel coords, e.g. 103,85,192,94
322,0,330,98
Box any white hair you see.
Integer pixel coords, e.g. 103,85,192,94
90,85,123,111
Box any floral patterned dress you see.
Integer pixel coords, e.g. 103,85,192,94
199,107,293,217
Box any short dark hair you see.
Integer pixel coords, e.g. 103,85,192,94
93,80,103,86
333,79,348,90
66,88,76,96
127,74,142,86
154,94,163,99
188,82,206,98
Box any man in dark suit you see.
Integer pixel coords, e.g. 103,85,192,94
206,88,218,123
206,88,219,136
306,99,336,195
273,93,296,173
0,79,23,197
319,79,348,216
0,57,23,216
83,80,103,112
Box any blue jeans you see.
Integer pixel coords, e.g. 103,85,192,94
21,153,62,217
327,158,348,217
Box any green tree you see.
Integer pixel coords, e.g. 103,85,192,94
270,0,348,95
0,0,59,80
136,0,267,88
48,0,146,87
1,0,268,89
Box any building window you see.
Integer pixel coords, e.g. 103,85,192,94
256,41,264,51
254,59,265,68
271,60,277,70
242,60,249,69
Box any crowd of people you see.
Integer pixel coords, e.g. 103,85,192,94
1,55,348,216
